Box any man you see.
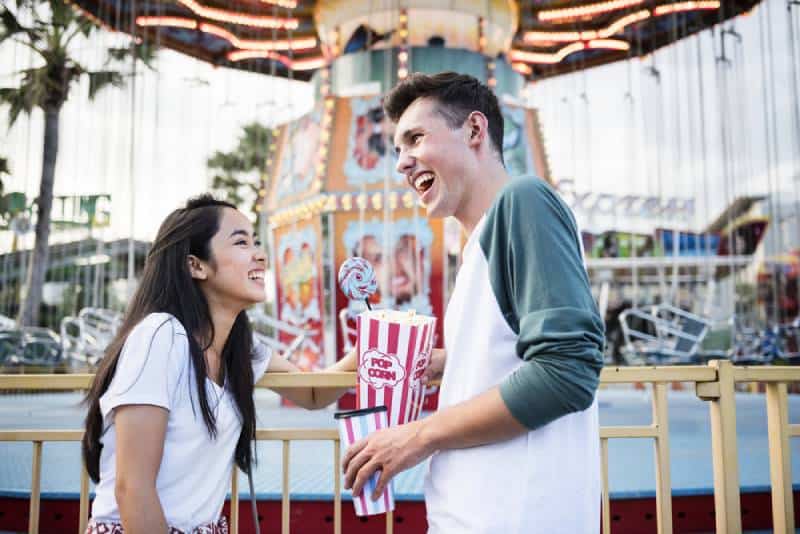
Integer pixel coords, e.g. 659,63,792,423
342,72,605,533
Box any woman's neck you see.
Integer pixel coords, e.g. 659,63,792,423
203,295,240,357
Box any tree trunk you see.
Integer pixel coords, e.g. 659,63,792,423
18,106,59,326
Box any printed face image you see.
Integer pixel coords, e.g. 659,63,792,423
353,106,388,171
352,234,425,307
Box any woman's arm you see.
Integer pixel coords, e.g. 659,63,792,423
267,349,358,409
114,404,169,533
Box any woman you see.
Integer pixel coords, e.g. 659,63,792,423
82,195,355,533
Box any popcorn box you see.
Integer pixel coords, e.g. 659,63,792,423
334,406,394,516
356,309,436,426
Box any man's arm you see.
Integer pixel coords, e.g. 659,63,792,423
343,386,525,499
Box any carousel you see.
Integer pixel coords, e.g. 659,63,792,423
62,0,767,380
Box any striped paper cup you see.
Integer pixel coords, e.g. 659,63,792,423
355,309,436,426
334,406,394,516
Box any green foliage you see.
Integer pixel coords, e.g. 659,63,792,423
0,0,159,119
207,122,274,216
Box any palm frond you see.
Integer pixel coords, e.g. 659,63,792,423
87,70,123,99
49,0,76,29
106,42,159,70
0,5,41,46
0,85,37,127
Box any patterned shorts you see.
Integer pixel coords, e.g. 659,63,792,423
86,515,228,534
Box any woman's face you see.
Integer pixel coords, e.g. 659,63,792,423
195,208,267,309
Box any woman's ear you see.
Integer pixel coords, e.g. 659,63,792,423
188,255,207,280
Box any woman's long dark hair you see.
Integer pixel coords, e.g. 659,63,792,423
82,195,257,483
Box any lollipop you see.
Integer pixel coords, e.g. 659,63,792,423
338,257,378,310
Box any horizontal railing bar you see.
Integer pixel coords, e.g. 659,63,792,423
732,367,800,383
600,425,659,439
599,366,717,383
256,429,338,440
789,425,800,437
257,372,356,388
0,374,94,390
0,430,83,441
1,367,724,392
0,429,341,442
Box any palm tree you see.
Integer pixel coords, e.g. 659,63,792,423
0,0,154,326
0,156,8,194
207,122,274,225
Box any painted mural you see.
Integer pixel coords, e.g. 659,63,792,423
274,220,324,371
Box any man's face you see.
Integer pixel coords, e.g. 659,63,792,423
393,98,471,218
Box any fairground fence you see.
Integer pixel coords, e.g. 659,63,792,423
0,360,797,534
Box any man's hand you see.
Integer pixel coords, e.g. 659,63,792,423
422,348,446,385
342,420,434,501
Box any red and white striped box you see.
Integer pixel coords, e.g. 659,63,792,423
334,406,394,516
355,309,437,426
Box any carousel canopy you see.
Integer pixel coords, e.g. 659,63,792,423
70,0,763,81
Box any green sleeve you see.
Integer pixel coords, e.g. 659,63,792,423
479,178,605,430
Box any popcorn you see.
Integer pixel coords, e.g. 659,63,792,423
355,309,437,426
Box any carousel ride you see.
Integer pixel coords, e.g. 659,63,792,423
5,0,800,371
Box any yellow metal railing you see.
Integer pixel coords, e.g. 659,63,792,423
0,361,798,534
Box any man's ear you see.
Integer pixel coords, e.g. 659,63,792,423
465,111,488,148
188,255,208,280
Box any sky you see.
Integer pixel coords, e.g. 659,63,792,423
1,0,799,248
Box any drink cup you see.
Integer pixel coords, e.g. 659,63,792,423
334,406,394,516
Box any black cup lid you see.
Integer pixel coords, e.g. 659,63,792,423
333,405,388,419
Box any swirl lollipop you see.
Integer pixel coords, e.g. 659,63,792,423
338,257,378,310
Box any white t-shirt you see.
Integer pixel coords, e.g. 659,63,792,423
90,313,272,532
425,207,600,534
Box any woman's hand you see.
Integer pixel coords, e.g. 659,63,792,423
267,349,357,410
422,348,446,385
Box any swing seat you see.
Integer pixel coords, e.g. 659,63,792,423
0,327,63,367
60,307,122,366
620,303,711,365
248,308,311,360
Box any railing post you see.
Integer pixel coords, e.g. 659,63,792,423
79,464,90,534
29,441,42,534
333,439,341,534
282,440,290,534
653,383,673,534
601,438,611,534
231,468,239,534
704,360,742,534
766,382,794,533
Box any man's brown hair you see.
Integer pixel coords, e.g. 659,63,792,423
384,72,504,164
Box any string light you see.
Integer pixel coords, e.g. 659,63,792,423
314,96,335,188
397,8,410,81
136,18,316,51
510,39,629,64
512,62,532,75
478,16,487,54
257,0,297,8
226,50,326,70
653,1,720,15
587,39,631,51
173,0,299,29
136,17,197,30
523,11,650,43
538,0,644,22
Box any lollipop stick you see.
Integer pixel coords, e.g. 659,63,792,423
365,299,372,311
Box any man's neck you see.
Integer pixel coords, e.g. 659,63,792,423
456,160,511,236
